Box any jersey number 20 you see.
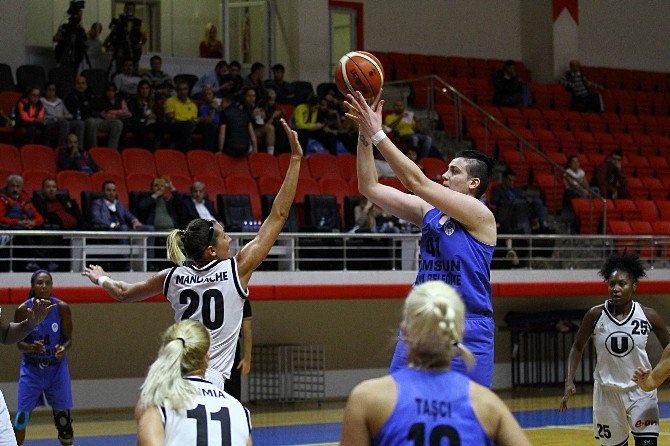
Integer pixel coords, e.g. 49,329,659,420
180,289,225,329
187,404,231,446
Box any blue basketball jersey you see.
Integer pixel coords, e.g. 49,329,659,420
414,208,494,316
374,368,494,446
23,297,62,363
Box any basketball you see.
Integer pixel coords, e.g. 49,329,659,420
334,51,384,99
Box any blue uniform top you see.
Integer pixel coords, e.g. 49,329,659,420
374,367,494,446
414,208,494,316
23,297,63,363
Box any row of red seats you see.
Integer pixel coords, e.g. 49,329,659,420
581,66,670,93
607,221,670,258
572,198,670,235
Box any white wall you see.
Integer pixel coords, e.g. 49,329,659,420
0,1,27,70
520,0,554,83
578,0,670,72
362,0,522,60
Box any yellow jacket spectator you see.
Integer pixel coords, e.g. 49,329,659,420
164,96,197,122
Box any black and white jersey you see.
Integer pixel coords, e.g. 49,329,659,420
164,258,248,379
593,301,653,389
161,377,251,446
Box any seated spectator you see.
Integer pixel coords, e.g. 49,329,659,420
113,58,142,99
259,89,288,154
292,96,338,155
265,63,296,105
90,180,143,231
0,175,48,271
142,55,175,100
179,181,217,227
383,100,432,159
560,59,604,113
221,60,244,97
15,86,47,145
65,76,123,149
218,93,256,156
353,196,376,232
375,208,402,234
41,82,85,148
128,79,163,149
243,62,268,102
590,150,630,199
101,83,132,139
492,60,532,108
57,132,100,174
164,81,198,152
491,168,549,234
563,154,592,201
136,177,180,231
33,177,86,230
199,23,223,59
243,87,276,155
196,86,220,151
192,60,233,99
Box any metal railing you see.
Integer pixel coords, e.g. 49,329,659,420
1,230,669,273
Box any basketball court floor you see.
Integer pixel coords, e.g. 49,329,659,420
17,386,670,445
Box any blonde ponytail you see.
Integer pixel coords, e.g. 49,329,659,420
166,229,187,266
402,281,474,370
140,320,210,411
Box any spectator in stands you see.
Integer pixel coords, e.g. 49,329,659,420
0,175,48,271
199,22,223,59
113,58,142,99
178,181,217,228
142,55,174,100
192,60,233,99
243,62,268,102
65,76,123,150
266,63,296,105
41,82,85,148
86,22,107,70
354,196,376,232
57,133,99,175
492,60,532,108
218,93,257,156
243,87,276,155
90,180,143,231
563,155,592,201
128,79,163,149
33,178,86,230
15,86,47,145
491,168,549,234
196,86,221,151
590,150,630,199
560,59,604,113
293,96,337,155
164,81,198,152
221,60,244,97
383,100,432,159
103,1,148,74
100,83,132,142
259,89,288,154
136,177,180,231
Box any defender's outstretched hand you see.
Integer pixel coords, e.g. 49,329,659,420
280,118,303,158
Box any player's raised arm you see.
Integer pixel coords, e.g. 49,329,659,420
82,265,167,303
236,118,301,287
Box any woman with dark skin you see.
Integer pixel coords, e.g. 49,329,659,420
13,271,74,446
560,253,669,446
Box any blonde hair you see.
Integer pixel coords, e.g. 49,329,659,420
166,219,219,266
140,320,210,411
402,281,474,370
166,229,187,266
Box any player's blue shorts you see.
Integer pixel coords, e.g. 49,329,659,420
17,358,73,412
389,314,494,388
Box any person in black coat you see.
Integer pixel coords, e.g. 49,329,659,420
135,177,180,231
178,181,217,228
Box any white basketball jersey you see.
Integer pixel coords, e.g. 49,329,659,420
161,377,251,446
164,258,248,378
593,301,653,389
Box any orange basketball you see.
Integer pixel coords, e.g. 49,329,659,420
334,51,385,99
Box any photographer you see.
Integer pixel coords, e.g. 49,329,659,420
53,1,88,70
103,1,147,75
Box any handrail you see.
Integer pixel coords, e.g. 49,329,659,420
386,75,609,234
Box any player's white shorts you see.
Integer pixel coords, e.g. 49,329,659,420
0,391,17,446
593,381,659,445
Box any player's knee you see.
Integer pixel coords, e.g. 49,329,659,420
53,409,74,444
634,435,657,446
12,411,30,430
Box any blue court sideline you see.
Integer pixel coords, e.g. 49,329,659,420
24,403,670,445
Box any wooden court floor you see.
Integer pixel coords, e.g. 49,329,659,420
18,385,670,445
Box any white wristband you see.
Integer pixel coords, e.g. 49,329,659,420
98,276,111,287
370,130,388,146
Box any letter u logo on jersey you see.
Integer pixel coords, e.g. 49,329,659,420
444,221,455,236
605,331,635,357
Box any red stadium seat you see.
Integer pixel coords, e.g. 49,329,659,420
125,173,154,195
592,132,618,154
217,153,251,178
22,170,51,194
629,220,655,258
257,176,283,196
523,108,547,130
574,131,600,153
627,177,647,200
611,199,638,221
154,149,187,178
56,171,92,206
122,148,157,177
639,116,661,136
628,155,653,177
225,175,261,220
380,177,408,193
168,174,192,193
319,177,350,224
337,154,357,181
649,156,670,178
535,173,563,212
633,199,659,222
657,200,670,221
21,144,56,175
187,150,220,178
571,198,604,234
308,153,340,180
564,112,586,131
641,178,667,200
277,153,311,179
543,110,568,131
582,113,606,132
89,147,124,176
633,134,658,156
294,178,320,203
0,143,22,174
651,221,670,258
193,174,226,199
620,114,644,135
601,113,625,133
248,152,281,179
418,157,447,182
348,178,360,196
